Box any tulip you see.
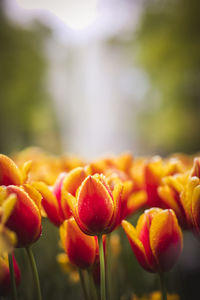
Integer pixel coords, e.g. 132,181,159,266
60,217,99,300
33,173,67,227
0,185,42,248
65,171,122,236
0,154,31,186
144,157,183,207
122,208,183,273
158,158,200,235
0,254,21,296
63,169,122,300
60,217,97,269
33,167,88,227
13,147,85,185
0,154,42,247
0,192,18,254
180,158,200,235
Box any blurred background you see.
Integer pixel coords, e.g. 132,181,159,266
1,0,200,299
1,0,200,158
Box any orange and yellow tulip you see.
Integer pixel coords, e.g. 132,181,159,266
64,168,123,235
122,208,183,273
1,185,42,247
60,217,98,269
144,157,183,207
0,154,42,247
158,158,200,234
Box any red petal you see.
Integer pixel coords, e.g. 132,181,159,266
60,218,97,269
6,186,41,247
77,176,114,235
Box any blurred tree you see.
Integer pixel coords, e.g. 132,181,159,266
134,0,200,154
0,0,61,154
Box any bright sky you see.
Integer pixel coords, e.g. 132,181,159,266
16,0,98,30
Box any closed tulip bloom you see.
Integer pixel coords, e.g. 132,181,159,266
122,208,183,273
65,170,123,235
60,218,97,269
1,185,42,247
0,254,21,296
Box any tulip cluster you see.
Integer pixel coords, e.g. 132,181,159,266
1,148,200,299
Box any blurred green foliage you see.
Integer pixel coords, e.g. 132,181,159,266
134,0,200,154
0,1,61,154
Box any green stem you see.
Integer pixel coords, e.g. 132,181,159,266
87,269,98,300
159,273,167,300
8,253,18,300
98,235,106,300
106,234,111,300
25,246,42,300
78,269,89,300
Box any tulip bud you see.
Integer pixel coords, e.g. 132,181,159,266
3,185,42,247
122,208,183,273
60,218,97,269
65,171,122,236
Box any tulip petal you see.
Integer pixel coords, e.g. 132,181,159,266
77,176,114,235
191,158,200,178
63,191,90,234
23,184,42,212
136,208,161,270
6,186,41,247
1,194,17,224
20,160,32,183
158,185,187,227
145,158,163,207
125,191,147,218
149,209,183,272
0,225,17,254
191,185,200,235
0,155,22,186
121,180,134,202
181,177,199,227
62,167,87,197
60,218,97,269
32,181,63,226
116,152,133,173
53,173,67,221
108,183,123,229
122,220,153,272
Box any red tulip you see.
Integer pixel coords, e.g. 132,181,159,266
60,217,97,269
65,170,123,235
2,185,42,247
